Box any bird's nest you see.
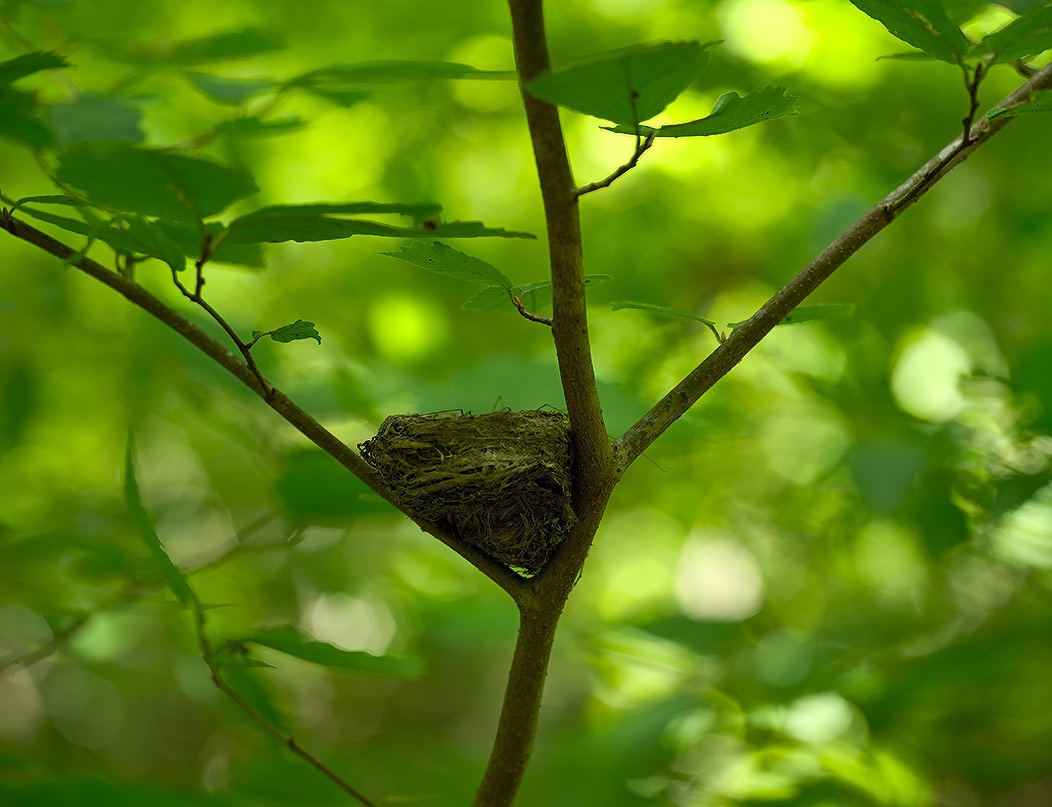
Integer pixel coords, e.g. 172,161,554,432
358,410,576,574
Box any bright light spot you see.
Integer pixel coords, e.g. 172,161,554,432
783,691,855,744
582,0,665,21
304,592,396,656
366,293,449,364
676,532,763,621
719,0,815,69
891,328,970,422
853,520,927,606
989,485,1052,570
760,403,851,485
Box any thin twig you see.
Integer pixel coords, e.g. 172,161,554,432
511,292,553,326
575,129,657,197
961,62,986,145
617,59,1052,469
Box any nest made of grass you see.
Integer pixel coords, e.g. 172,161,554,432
358,409,576,574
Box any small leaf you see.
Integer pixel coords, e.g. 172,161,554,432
223,201,444,244
463,285,513,310
0,51,70,85
56,143,258,224
612,300,722,341
524,41,718,126
607,85,799,137
971,5,1052,64
48,94,144,146
987,88,1052,119
242,625,422,677
255,319,321,345
382,241,513,289
124,436,199,609
182,71,277,104
123,217,187,272
0,90,54,149
848,0,969,64
212,116,305,139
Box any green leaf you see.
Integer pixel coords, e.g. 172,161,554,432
212,116,305,139
160,221,265,268
607,85,799,137
287,60,515,86
524,41,718,126
48,95,144,146
0,89,53,149
847,0,969,64
223,202,444,244
122,28,284,66
612,300,722,341
251,319,321,345
382,241,513,289
181,72,276,104
124,436,199,609
242,625,422,677
427,221,535,239
122,217,187,272
518,274,614,310
463,285,513,310
0,51,70,85
276,450,395,522
56,143,258,224
987,88,1052,119
971,6,1052,64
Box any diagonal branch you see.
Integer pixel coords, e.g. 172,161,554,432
0,211,526,601
617,59,1052,469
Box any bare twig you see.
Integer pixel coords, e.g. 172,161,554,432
576,129,657,197
511,291,553,326
617,59,1052,468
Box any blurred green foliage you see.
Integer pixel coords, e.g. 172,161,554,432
2,0,1052,805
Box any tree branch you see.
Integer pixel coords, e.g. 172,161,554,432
576,129,657,197
0,210,526,601
617,59,1052,468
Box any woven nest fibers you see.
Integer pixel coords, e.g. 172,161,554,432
358,410,576,574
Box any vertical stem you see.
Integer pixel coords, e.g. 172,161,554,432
473,600,565,807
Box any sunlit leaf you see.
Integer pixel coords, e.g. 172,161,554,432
242,625,422,677
524,41,718,126
382,241,513,289
251,319,321,345
124,437,199,609
0,51,69,85
48,95,144,146
971,5,1052,64
607,86,799,137
56,143,258,224
847,0,969,64
181,72,277,104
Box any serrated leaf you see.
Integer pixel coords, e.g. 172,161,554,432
124,436,199,609
987,88,1052,119
181,71,277,104
242,625,422,677
382,241,513,289
607,85,799,137
255,319,321,345
848,0,969,64
0,90,54,148
0,51,70,85
463,285,514,310
524,41,718,126
223,201,444,244
971,5,1052,64
48,94,144,146
121,28,284,66
212,116,305,139
56,143,258,224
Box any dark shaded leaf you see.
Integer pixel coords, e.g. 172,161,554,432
287,60,514,86
181,72,276,104
524,41,718,126
212,116,305,139
223,202,443,244
251,319,321,345
0,90,53,149
972,6,1052,64
607,85,799,137
847,0,969,64
382,241,513,288
121,28,284,66
48,95,144,146
242,625,422,677
463,285,514,310
56,143,258,224
0,51,69,85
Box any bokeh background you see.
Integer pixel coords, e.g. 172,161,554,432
2,0,1051,804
